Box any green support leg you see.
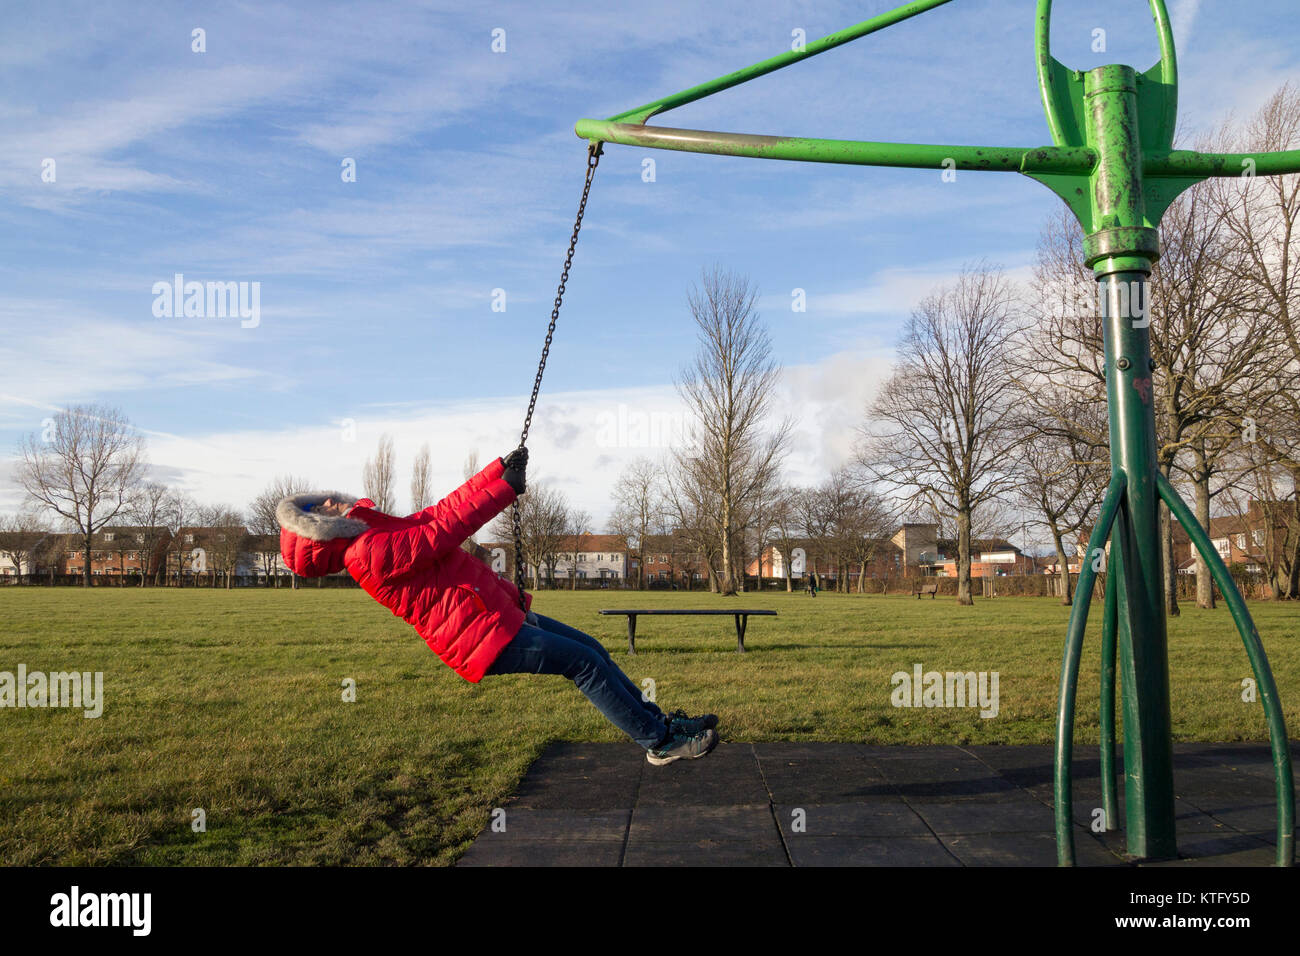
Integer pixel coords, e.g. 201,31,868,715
1099,573,1119,830
1157,474,1295,866
1056,474,1126,865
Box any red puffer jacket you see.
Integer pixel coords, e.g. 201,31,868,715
277,458,531,682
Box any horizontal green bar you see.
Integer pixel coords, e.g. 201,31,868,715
1145,149,1300,178
606,0,955,125
574,119,1096,175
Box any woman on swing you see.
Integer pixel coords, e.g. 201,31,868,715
276,448,718,765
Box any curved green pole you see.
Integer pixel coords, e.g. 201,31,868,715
1056,472,1126,866
1099,567,1119,830
1035,0,1176,149
1156,473,1295,866
607,0,955,125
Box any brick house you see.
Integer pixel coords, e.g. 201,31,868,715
60,526,172,581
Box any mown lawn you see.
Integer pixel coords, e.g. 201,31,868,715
1,586,1296,865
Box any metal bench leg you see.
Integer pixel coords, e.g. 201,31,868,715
627,614,637,655
735,614,748,652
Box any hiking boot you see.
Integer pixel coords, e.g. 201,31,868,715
665,708,718,735
646,727,718,766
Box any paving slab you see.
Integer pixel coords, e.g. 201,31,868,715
624,840,789,867
456,741,1293,866
941,831,1121,867
913,799,1056,834
786,835,961,867
773,802,932,837
628,805,778,844
635,743,769,806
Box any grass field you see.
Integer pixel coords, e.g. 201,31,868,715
1,586,1297,866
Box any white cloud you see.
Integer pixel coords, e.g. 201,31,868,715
0,347,901,524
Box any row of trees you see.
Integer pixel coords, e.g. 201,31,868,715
857,86,1300,606
3,415,269,588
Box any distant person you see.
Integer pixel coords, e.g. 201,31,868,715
276,449,717,765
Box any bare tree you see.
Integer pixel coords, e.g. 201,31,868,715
673,266,793,595
492,482,569,589
609,457,663,589
361,432,397,513
662,450,725,592
249,475,313,587
1215,83,1300,599
16,404,147,587
766,486,805,592
193,504,249,589
462,449,481,483
841,475,899,593
0,511,52,584
1221,442,1300,600
1011,403,1108,604
127,482,174,587
566,508,592,590
857,265,1024,605
411,442,433,513
164,491,201,588
1146,165,1264,615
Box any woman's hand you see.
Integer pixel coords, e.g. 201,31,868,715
502,447,528,495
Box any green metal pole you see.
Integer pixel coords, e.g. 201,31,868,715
606,0,955,125
1056,473,1126,866
1087,63,1176,861
1099,565,1119,830
1158,474,1295,866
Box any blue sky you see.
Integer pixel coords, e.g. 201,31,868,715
2,0,1297,536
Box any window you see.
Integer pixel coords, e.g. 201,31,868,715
185,534,194,544
136,534,145,544
1252,530,1265,547
1235,534,1246,549
1213,538,1229,559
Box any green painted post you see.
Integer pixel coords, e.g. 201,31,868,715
1099,567,1119,830
1079,64,1176,856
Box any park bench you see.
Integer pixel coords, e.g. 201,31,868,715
913,582,939,599
598,609,777,654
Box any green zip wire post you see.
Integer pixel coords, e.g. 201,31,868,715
576,0,1296,866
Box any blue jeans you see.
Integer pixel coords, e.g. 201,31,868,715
484,612,670,750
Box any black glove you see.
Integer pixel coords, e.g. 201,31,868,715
501,447,528,495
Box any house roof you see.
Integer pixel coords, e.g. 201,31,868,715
553,534,628,553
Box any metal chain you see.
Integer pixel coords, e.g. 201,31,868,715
512,142,602,608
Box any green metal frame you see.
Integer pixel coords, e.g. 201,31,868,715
575,0,1297,866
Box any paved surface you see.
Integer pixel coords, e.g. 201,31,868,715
457,741,1296,866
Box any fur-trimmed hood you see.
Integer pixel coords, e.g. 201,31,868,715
276,492,370,541
277,492,373,577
